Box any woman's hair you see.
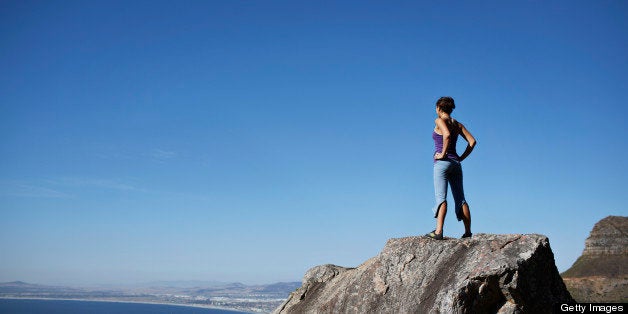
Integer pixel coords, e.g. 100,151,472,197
436,96,456,114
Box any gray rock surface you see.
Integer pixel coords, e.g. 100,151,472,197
275,234,573,314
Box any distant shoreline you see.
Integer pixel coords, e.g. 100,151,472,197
0,297,256,314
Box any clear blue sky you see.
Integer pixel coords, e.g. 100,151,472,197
1,1,627,286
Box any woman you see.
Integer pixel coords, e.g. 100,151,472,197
426,96,476,240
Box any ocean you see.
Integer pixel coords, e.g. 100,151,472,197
0,299,251,314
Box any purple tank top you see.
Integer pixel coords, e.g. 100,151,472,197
433,130,459,162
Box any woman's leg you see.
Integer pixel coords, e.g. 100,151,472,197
450,161,471,235
461,203,471,234
433,160,449,235
436,201,447,235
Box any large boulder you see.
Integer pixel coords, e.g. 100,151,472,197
561,216,628,302
275,234,573,314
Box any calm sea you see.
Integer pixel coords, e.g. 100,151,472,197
0,299,250,314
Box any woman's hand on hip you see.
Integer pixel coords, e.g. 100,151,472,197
434,152,446,160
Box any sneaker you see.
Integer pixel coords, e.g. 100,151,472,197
425,230,443,240
461,232,472,239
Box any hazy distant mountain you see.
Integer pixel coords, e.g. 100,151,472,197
139,280,235,288
0,281,71,293
258,282,301,294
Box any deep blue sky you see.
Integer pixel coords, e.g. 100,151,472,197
1,1,627,285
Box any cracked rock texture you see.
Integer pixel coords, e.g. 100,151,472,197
274,234,573,314
561,216,628,302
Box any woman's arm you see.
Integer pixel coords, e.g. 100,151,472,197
458,122,476,161
434,118,450,160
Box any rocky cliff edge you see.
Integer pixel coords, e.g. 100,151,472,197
275,234,573,314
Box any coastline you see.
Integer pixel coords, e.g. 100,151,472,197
0,297,257,314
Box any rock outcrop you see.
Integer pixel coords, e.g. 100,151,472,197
275,234,573,314
561,216,628,302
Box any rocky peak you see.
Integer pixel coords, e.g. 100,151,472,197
582,216,628,256
275,234,573,314
561,216,627,302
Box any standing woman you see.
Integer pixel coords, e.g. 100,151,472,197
426,97,476,240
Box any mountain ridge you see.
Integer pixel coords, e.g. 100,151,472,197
561,215,627,302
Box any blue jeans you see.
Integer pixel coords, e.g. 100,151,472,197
433,159,467,221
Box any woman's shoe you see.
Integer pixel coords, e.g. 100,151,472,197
425,230,443,240
461,232,472,239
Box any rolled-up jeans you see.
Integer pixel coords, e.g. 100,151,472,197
433,158,467,221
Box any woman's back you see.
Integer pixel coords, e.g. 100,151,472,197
433,118,460,161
